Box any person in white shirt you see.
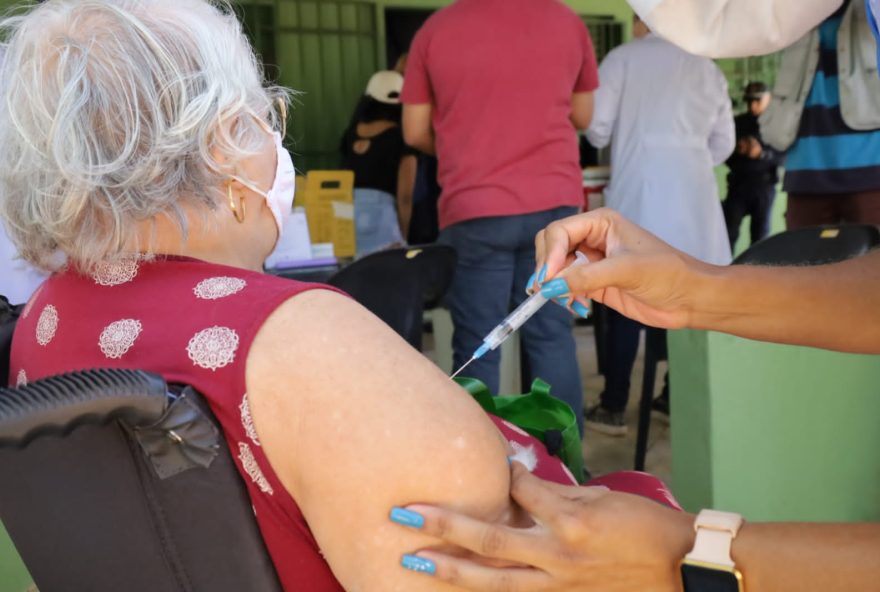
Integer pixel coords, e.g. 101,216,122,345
386,2,880,591
583,15,733,435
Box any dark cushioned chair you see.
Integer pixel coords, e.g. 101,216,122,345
0,296,282,592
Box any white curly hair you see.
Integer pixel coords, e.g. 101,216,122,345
0,0,289,271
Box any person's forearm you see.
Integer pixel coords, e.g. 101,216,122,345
409,134,435,156
397,193,413,239
732,522,880,591
397,156,416,239
689,250,880,353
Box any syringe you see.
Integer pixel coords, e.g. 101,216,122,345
451,252,588,379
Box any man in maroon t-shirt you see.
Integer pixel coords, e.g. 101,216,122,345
401,0,598,430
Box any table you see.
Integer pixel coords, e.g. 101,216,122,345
267,263,340,284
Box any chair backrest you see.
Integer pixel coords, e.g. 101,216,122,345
733,225,880,266
0,368,282,592
327,244,457,349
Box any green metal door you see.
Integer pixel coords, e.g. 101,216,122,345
256,0,381,172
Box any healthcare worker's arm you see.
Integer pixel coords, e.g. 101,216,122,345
585,51,624,149
392,463,880,592
629,0,843,57
707,69,736,165
535,209,880,354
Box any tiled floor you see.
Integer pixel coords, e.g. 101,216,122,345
573,323,672,484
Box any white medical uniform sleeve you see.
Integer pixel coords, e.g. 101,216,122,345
707,72,736,165
628,0,843,57
585,51,624,149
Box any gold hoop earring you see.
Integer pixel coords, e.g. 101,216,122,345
227,183,246,224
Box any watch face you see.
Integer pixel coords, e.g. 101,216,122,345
681,564,743,592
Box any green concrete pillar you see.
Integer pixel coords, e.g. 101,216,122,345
0,522,33,592
670,329,880,522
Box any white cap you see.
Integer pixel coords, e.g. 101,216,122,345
365,70,404,104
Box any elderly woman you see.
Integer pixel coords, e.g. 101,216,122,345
1,1,672,590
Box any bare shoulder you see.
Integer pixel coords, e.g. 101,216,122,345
244,288,514,590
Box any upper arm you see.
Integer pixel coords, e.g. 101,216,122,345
403,103,434,152
585,53,623,149
632,0,840,58
708,73,735,165
398,154,418,199
569,15,598,131
400,25,435,154
570,92,594,130
246,290,512,590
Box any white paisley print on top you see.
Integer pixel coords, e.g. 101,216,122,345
240,394,261,446
99,319,143,359
193,276,247,300
91,258,139,286
16,369,27,387
35,304,59,346
238,442,274,495
187,326,239,370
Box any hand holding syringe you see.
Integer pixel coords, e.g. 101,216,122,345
451,252,590,379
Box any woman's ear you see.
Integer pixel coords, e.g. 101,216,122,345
208,114,243,176
227,178,247,194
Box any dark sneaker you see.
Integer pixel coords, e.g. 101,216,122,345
651,394,670,424
584,404,628,437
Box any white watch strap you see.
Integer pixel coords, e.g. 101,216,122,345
684,509,744,569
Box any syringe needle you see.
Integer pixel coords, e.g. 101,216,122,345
451,357,475,379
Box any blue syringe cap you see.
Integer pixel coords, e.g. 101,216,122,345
474,343,491,359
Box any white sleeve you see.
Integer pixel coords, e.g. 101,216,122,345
629,0,842,58
707,70,736,165
585,52,624,150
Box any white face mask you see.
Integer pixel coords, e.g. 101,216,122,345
234,130,296,243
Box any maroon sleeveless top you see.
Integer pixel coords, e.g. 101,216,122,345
9,256,677,590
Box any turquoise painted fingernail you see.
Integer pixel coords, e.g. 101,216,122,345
390,507,425,529
401,555,436,575
572,301,591,318
540,278,570,299
550,296,569,309
526,272,537,292
537,265,548,285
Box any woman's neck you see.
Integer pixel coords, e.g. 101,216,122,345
133,211,266,273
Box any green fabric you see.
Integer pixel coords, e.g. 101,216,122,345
455,377,585,484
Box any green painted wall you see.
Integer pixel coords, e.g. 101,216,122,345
670,330,880,522
0,524,32,592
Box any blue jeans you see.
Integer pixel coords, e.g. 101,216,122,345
599,307,644,413
598,306,668,413
439,207,584,434
354,188,404,257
